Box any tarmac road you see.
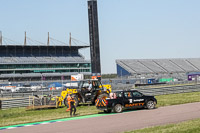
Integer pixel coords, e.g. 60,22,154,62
2,102,200,133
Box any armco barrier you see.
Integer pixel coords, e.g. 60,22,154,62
1,84,200,109
0,97,30,109
135,84,200,95
0,90,62,98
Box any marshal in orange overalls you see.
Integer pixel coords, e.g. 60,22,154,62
66,95,72,112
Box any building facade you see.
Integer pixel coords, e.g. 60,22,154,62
0,45,91,81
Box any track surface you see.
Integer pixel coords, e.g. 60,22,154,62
2,102,200,133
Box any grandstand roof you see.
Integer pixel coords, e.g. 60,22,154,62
0,45,89,49
116,58,200,74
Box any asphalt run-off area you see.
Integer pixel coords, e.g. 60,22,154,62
1,102,200,133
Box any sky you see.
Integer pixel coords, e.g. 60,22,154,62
0,0,200,74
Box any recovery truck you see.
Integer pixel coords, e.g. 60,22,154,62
60,79,112,107
29,79,112,109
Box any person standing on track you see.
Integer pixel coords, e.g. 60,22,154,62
70,96,76,117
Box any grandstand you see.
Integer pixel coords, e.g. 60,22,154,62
116,58,200,79
0,45,91,81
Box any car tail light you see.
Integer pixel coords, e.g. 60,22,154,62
104,99,108,105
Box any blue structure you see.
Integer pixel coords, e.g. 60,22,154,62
48,82,62,88
147,79,156,84
117,64,131,77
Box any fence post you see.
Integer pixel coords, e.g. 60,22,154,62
29,96,30,106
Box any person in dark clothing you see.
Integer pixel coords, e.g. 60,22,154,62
70,96,76,117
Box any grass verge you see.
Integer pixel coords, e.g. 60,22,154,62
156,91,200,107
125,118,200,133
1,91,200,127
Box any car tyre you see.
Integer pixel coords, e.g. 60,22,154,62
146,100,155,109
114,104,123,113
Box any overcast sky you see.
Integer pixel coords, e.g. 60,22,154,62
0,0,200,74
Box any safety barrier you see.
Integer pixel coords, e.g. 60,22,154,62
0,97,30,109
1,84,200,109
135,84,200,96
0,91,62,109
0,90,62,98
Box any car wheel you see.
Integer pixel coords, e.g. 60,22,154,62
114,104,123,113
146,100,155,109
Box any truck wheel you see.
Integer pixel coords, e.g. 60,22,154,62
64,95,79,108
64,98,69,108
146,100,155,109
104,109,112,113
97,93,109,99
114,104,123,113
72,95,79,107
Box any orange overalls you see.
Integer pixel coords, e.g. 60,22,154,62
66,95,72,112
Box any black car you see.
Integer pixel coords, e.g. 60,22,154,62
96,90,157,113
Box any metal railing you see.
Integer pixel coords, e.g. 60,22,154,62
0,90,62,98
0,97,30,109
135,84,200,96
1,83,200,109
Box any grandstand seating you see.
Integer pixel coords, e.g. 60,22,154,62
0,72,91,78
0,55,86,64
171,59,198,72
187,58,200,70
116,58,200,75
154,59,183,72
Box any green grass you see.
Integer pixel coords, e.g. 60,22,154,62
125,118,200,133
1,91,200,127
0,105,98,127
155,91,200,107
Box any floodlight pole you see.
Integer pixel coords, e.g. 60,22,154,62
0,31,2,45
24,31,27,46
88,0,101,79
47,32,50,46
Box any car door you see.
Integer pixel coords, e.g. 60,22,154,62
123,91,134,108
131,91,145,108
